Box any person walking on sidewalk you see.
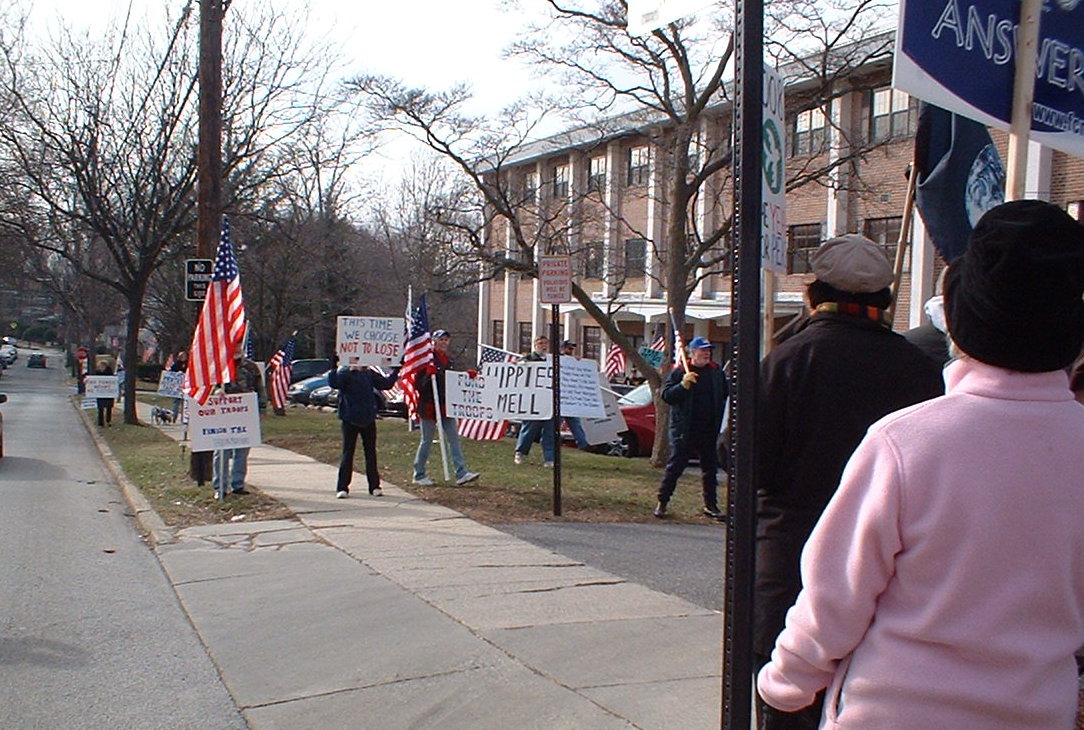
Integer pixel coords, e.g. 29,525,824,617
758,200,1084,729
653,336,728,521
329,362,399,499
212,344,266,497
94,359,115,427
514,336,556,466
169,350,188,421
412,330,480,486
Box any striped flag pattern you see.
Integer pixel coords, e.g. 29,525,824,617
400,294,432,423
268,335,296,412
458,345,518,440
186,217,247,404
603,343,626,379
648,334,666,352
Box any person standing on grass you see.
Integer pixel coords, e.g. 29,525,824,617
412,330,480,487
558,339,590,449
514,336,556,466
329,362,399,499
169,350,188,421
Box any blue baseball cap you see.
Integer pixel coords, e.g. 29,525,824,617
432,329,450,339
688,336,712,350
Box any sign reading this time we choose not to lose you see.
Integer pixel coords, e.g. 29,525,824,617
336,316,405,367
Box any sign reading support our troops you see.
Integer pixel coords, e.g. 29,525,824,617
188,392,262,452
85,375,120,399
336,316,405,367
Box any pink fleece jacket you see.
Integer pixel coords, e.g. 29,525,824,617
757,358,1084,728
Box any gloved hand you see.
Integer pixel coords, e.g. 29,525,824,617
681,371,698,389
425,363,438,376
467,369,478,378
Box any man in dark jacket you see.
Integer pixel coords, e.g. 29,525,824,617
212,345,267,497
754,234,944,729
328,363,399,499
653,335,728,521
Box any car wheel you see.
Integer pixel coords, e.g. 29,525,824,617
620,431,639,458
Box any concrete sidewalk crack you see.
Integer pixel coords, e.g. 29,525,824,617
517,579,625,593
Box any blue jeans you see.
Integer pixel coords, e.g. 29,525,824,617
566,417,589,449
413,416,469,480
213,447,250,494
516,419,555,462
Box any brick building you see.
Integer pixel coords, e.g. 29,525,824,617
476,32,1084,372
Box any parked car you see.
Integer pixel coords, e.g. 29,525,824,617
287,373,329,405
289,358,333,384
614,383,657,457
308,384,337,408
27,352,46,368
0,393,6,457
0,344,16,366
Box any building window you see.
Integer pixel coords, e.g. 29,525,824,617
583,240,604,279
791,107,827,157
587,155,607,193
552,163,569,199
870,87,916,142
517,322,533,354
582,325,601,361
624,237,647,279
863,216,902,267
491,320,504,348
627,145,649,186
787,222,823,274
523,171,538,204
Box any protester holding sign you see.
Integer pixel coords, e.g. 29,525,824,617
412,330,480,486
329,363,399,499
211,344,266,497
169,350,188,421
93,360,115,427
513,336,556,467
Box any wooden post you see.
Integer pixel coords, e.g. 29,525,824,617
1006,0,1042,201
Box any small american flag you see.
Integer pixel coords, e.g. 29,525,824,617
400,293,432,422
268,335,296,411
603,343,626,379
648,334,666,352
163,353,175,371
187,216,247,404
458,345,518,440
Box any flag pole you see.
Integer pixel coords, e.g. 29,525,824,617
887,157,919,326
431,374,451,481
1006,0,1042,201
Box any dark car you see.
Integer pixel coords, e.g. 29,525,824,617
289,358,333,384
0,392,6,457
308,384,337,407
287,373,330,405
27,352,46,368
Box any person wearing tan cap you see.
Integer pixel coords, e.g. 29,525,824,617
753,233,943,728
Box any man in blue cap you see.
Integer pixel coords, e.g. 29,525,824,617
653,335,728,520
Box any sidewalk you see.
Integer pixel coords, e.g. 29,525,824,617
114,402,723,729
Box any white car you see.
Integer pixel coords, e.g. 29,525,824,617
0,344,15,366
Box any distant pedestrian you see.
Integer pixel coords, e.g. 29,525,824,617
412,330,480,486
169,350,188,421
94,360,115,427
329,363,399,499
212,344,266,498
558,339,590,449
652,336,728,521
758,199,1084,728
514,336,556,466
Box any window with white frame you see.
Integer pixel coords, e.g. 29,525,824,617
523,171,538,203
587,155,607,193
624,237,647,278
863,216,902,269
491,320,504,348
582,326,601,361
627,145,649,186
788,222,823,274
791,107,827,157
870,87,916,142
552,163,569,199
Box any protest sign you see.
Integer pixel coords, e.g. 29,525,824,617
481,360,553,420
557,356,605,418
445,370,498,422
188,392,262,452
580,377,628,446
157,370,184,398
85,375,120,399
336,316,405,367
638,346,665,369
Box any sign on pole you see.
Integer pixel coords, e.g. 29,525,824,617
335,316,405,367
626,0,716,35
185,259,213,302
538,256,573,304
894,0,1084,159
762,64,788,274
188,392,262,452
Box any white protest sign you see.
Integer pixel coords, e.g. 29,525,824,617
157,370,184,398
85,375,119,398
336,316,405,367
580,377,628,446
445,370,498,421
481,360,553,420
558,356,605,418
188,392,262,452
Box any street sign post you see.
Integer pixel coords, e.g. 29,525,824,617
538,256,572,304
185,258,214,301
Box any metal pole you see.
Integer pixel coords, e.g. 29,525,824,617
725,0,763,727
551,305,562,516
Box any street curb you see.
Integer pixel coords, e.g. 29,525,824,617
73,396,176,547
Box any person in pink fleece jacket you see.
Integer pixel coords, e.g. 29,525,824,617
757,200,1084,728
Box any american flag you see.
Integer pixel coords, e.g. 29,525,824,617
458,345,518,440
186,216,247,404
672,327,689,371
400,293,432,422
648,334,666,351
603,343,626,379
268,334,296,412
162,352,175,371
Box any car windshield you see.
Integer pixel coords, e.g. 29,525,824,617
617,383,653,407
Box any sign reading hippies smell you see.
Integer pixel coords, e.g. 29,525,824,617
336,316,405,367
449,358,606,422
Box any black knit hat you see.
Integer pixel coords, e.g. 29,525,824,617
944,200,1084,372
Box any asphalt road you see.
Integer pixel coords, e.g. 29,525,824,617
496,520,727,612
0,350,245,730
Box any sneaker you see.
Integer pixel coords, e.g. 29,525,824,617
412,476,434,486
370,487,383,497
653,501,667,518
702,506,726,521
513,452,525,465
231,488,250,495
336,490,349,499
456,471,480,485
542,461,554,468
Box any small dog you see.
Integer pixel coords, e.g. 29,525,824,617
151,406,174,425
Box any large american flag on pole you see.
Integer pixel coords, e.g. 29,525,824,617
458,345,518,440
268,334,296,412
603,343,626,379
400,293,432,423
186,217,247,404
